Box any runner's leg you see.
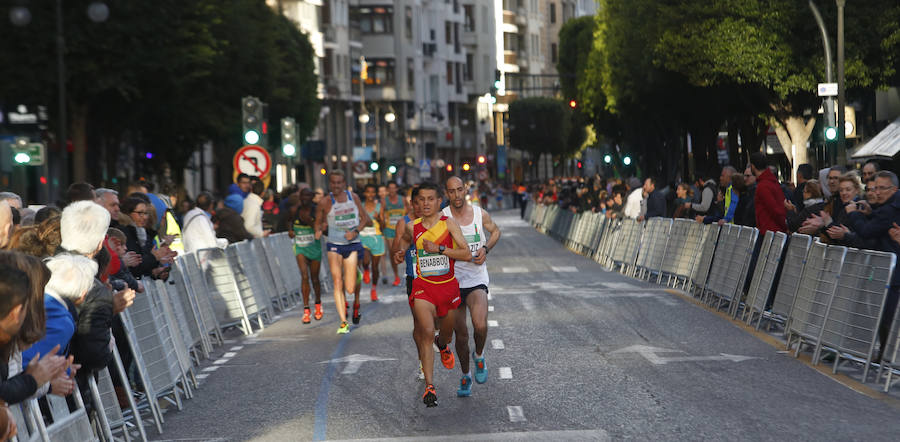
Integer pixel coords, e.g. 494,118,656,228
310,259,322,305
297,254,311,308
413,299,438,386
467,289,489,356
454,301,471,375
342,251,358,306
328,252,347,323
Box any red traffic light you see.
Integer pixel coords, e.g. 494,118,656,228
577,161,583,169
262,121,268,134
568,100,577,109
477,155,486,164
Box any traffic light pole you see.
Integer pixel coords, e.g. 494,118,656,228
836,0,847,159
809,0,837,164
56,0,68,196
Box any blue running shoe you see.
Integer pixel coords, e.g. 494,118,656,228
457,375,473,397
473,352,487,384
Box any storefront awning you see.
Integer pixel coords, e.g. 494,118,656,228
851,117,900,159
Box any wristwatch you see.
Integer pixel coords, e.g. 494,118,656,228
438,245,446,254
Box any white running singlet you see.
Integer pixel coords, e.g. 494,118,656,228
442,205,489,289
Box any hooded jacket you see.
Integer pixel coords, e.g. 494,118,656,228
754,168,787,235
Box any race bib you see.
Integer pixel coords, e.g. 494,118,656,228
417,251,450,277
295,233,315,247
388,212,403,226
360,226,378,237
464,233,482,256
334,212,357,231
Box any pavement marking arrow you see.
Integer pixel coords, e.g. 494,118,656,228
318,354,398,374
610,345,758,365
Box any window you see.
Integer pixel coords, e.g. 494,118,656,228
463,5,475,32
323,49,334,77
365,58,395,86
454,23,460,53
455,63,462,93
353,6,393,34
407,58,415,89
405,6,413,39
321,0,331,25
445,21,453,44
447,61,454,84
465,53,474,81
482,5,489,31
550,3,556,24
503,32,518,52
550,43,557,63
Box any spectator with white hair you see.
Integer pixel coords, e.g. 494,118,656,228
59,200,110,257
0,192,22,210
94,188,121,226
22,254,98,370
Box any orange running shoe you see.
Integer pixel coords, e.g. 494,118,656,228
370,287,378,302
363,269,371,284
302,308,311,324
423,384,437,407
314,304,323,320
393,276,402,287
352,303,361,324
434,336,455,369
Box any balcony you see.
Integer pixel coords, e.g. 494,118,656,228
322,25,336,43
423,42,437,57
504,51,518,66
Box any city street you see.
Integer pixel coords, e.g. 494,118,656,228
155,212,900,441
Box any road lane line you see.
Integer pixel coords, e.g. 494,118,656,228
196,374,209,380
503,266,528,273
487,293,492,301
223,339,237,344
222,352,237,358
229,346,244,351
313,322,353,441
551,266,578,272
492,339,505,350
499,367,513,379
488,305,494,312
213,359,229,365
488,320,498,327
202,366,220,372
507,406,526,422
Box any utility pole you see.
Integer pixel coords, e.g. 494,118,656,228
809,0,836,164
836,0,847,160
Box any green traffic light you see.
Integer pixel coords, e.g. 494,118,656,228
370,162,379,172
14,152,30,164
623,156,632,166
244,130,260,145
825,126,838,141
388,165,397,174
603,154,612,164
282,143,296,156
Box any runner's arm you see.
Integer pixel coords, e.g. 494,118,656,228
353,193,372,228
443,218,472,262
313,201,328,239
392,218,411,265
481,210,501,252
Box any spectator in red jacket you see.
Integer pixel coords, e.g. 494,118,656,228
750,152,787,235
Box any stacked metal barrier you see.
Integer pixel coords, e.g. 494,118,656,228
10,234,308,441
526,205,900,392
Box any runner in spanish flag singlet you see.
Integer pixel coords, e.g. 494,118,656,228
442,176,502,397
392,185,425,380
382,181,408,287
394,182,472,407
314,171,372,334
290,188,323,324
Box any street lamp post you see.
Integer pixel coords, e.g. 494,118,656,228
808,0,837,164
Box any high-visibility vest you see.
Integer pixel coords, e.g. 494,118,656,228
155,209,184,253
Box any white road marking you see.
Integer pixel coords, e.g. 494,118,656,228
488,305,494,312
223,339,237,344
492,339,505,350
196,374,209,380
318,354,398,375
519,295,535,311
601,282,642,290
610,345,758,365
551,266,578,272
488,320,499,327
223,352,237,358
213,359,230,365
487,293,492,301
499,367,513,379
229,346,244,351
507,406,526,422
532,282,573,290
202,366,220,372
326,430,610,441
503,266,528,273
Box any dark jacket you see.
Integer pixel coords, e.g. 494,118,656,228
735,185,756,227
845,191,900,285
71,279,114,374
123,224,160,278
787,200,826,233
213,207,253,244
0,361,38,405
645,190,667,219
755,169,787,235
790,181,807,212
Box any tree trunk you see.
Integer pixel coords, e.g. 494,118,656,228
770,115,815,183
71,103,89,184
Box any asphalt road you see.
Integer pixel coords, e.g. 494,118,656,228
153,211,900,441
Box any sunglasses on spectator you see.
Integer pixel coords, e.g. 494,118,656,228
874,185,896,192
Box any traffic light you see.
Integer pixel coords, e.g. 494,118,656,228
10,137,45,166
825,126,838,141
477,155,486,165
446,164,453,172
603,154,612,164
623,156,632,166
320,168,327,175
281,117,297,156
388,165,397,174
242,96,264,146
577,161,583,169
462,163,471,172
360,57,368,81
493,69,502,90
569,100,577,109
369,161,379,172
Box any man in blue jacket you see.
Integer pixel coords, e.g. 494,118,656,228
844,171,900,359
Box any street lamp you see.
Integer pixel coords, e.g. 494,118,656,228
359,113,370,124
384,111,396,123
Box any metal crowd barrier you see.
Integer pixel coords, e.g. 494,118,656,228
526,203,900,392
197,246,263,334
227,241,275,323
178,253,224,349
